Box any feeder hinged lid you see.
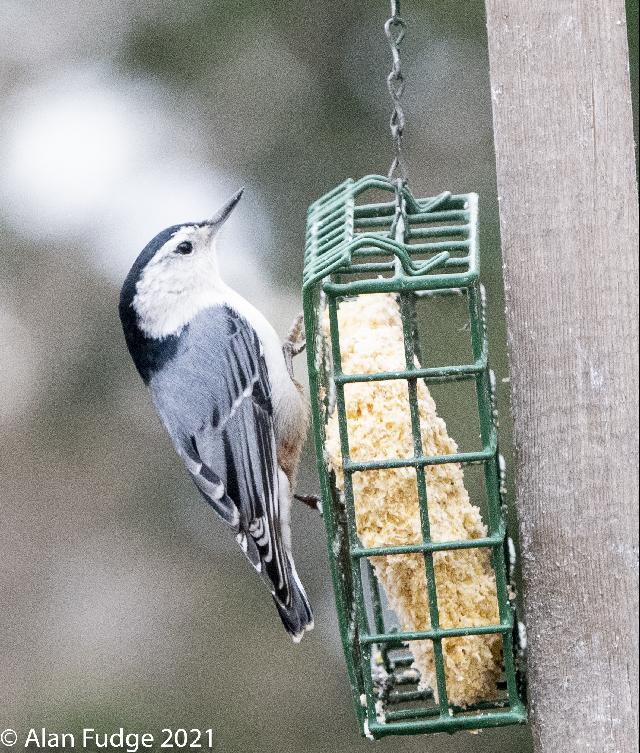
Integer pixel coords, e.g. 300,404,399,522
303,175,479,295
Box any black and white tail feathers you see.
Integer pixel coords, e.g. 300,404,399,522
235,513,314,642
272,554,314,642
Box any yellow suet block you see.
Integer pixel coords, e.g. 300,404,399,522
324,293,502,708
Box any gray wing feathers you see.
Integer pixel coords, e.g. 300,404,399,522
150,305,292,606
181,451,240,528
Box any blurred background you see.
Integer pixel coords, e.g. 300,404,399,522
0,2,637,752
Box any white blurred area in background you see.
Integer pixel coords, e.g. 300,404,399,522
0,65,304,424
0,68,273,282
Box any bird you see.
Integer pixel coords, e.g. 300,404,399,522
118,188,314,642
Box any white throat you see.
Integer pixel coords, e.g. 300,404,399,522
134,281,227,339
132,228,226,339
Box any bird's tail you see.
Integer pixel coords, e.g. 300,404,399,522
273,554,314,643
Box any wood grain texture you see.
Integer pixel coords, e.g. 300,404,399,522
484,2,639,751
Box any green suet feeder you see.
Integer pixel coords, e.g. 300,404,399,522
302,175,526,738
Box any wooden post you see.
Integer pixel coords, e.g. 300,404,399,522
484,2,639,752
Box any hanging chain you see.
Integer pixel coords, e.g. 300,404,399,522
385,0,407,183
385,0,409,247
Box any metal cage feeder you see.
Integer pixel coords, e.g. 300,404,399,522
302,175,526,739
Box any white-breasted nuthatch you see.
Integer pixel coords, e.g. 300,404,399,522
118,189,314,641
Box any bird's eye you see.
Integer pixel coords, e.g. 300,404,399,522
175,240,193,255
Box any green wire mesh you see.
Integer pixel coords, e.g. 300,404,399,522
302,175,526,738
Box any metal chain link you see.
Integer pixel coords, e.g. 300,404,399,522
384,0,407,183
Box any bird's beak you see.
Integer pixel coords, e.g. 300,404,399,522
206,188,244,235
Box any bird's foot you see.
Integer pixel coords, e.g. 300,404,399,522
294,493,322,514
285,312,306,354
283,313,306,379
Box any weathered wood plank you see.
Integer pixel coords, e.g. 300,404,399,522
484,2,639,751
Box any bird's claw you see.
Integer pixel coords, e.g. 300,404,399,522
284,312,306,354
283,313,306,379
294,493,322,515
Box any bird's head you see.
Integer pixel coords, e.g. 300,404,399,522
120,188,244,341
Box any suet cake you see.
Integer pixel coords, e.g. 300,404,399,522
324,292,502,707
